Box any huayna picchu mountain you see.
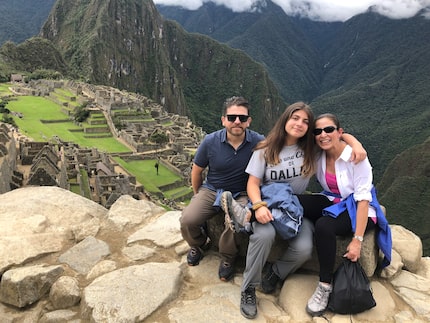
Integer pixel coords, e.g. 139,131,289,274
39,0,285,134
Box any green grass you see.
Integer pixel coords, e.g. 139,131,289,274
8,96,130,153
113,157,183,193
70,183,80,194
0,83,12,96
4,83,191,200
51,88,80,107
54,88,75,97
164,186,193,199
80,168,91,199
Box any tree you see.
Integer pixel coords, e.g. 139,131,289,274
73,105,90,122
150,131,169,148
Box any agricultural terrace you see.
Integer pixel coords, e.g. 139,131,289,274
3,83,191,199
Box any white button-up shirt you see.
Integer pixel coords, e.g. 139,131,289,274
316,145,376,217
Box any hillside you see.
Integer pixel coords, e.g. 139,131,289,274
377,137,430,255
157,1,333,102
38,0,285,135
311,12,430,182
158,3,430,183
0,0,56,45
0,37,70,81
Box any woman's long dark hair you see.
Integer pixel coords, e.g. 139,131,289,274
255,102,316,177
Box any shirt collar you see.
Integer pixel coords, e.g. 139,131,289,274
220,128,250,143
339,145,353,162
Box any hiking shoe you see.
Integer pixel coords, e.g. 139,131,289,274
218,260,235,282
261,263,281,294
187,247,203,266
220,191,251,233
240,287,257,319
306,282,333,316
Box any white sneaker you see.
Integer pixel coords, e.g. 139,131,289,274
306,282,332,316
220,191,251,233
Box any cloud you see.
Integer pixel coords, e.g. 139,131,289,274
153,0,430,21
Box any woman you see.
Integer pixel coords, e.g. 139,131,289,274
221,103,366,319
306,113,391,317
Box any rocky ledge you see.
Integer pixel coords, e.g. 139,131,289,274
0,186,429,322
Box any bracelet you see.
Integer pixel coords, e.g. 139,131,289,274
252,201,267,211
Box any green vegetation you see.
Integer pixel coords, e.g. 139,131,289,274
113,158,184,194
74,105,90,122
50,88,81,108
0,83,12,95
79,168,91,199
150,132,169,147
4,84,191,201
0,38,69,78
377,137,430,256
7,95,129,152
0,0,56,45
164,186,192,201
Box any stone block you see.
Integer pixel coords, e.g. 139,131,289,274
207,212,379,277
206,211,249,257
302,230,378,277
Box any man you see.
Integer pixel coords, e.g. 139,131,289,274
180,96,264,281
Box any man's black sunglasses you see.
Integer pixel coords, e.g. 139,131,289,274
226,114,249,122
313,126,337,135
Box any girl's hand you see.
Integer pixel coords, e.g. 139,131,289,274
344,239,362,262
350,145,367,163
255,206,273,224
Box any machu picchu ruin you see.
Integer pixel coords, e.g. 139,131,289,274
0,79,206,209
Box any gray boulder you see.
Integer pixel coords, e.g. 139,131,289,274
0,186,428,322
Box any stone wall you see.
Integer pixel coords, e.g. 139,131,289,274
2,79,202,208
0,125,18,193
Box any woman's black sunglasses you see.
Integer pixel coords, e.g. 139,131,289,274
313,126,337,135
226,114,249,122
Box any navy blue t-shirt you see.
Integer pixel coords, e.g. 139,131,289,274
193,128,264,193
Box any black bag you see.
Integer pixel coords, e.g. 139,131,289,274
328,259,376,314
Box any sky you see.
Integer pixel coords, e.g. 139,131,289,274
153,0,430,22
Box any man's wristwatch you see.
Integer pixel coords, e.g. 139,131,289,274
354,235,364,242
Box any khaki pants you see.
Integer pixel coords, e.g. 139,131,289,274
180,187,248,262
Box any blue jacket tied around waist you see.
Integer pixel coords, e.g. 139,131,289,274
260,182,303,240
322,187,392,268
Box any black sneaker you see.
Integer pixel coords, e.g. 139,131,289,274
187,247,203,266
240,287,257,319
261,263,281,294
218,260,235,282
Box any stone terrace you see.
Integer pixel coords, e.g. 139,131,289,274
1,79,206,208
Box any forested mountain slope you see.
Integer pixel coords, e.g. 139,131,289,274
38,0,285,134
0,0,56,45
158,3,430,181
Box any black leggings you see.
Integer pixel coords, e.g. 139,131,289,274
297,194,376,283
315,212,376,283
297,194,332,223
